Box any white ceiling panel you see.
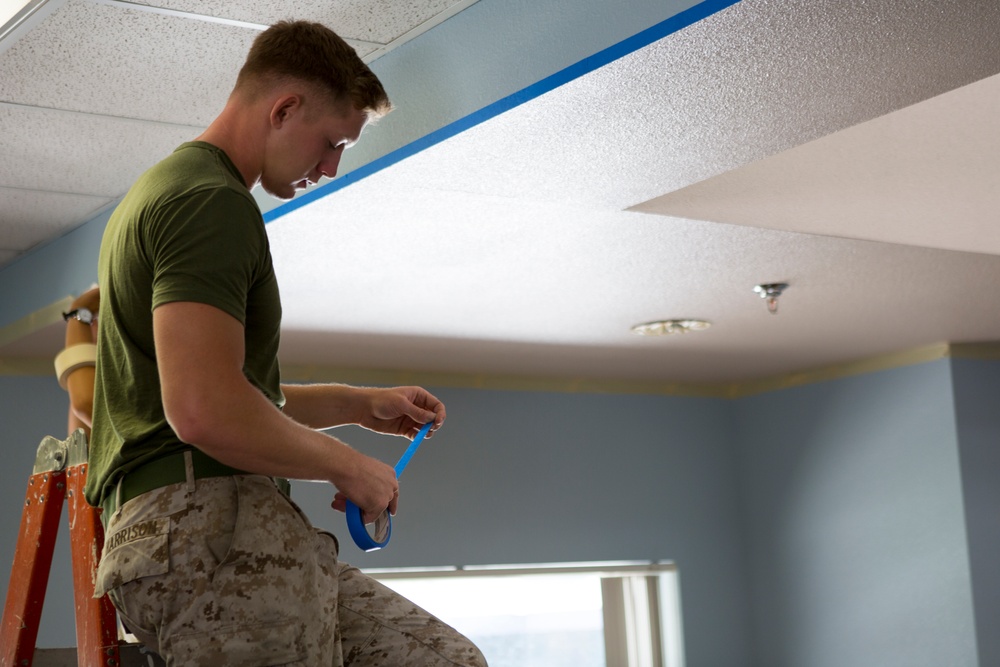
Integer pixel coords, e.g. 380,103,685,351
0,104,200,196
125,0,471,45
267,169,1000,382
0,187,112,251
0,0,257,126
369,0,1000,213
632,73,1000,256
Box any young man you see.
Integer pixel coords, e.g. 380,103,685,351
86,21,486,666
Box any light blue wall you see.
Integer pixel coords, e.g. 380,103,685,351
0,375,76,649
0,381,752,664
950,357,1000,667
733,360,977,667
280,387,752,667
0,207,109,330
3,361,994,665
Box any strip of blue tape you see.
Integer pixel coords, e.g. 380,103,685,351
346,421,434,551
263,0,740,225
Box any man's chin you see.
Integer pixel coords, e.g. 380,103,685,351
260,184,295,201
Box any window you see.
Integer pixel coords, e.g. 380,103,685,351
370,561,684,667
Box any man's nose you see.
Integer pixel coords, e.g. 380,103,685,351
318,153,342,180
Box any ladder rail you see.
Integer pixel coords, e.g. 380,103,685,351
65,432,119,665
1,437,69,666
0,431,137,667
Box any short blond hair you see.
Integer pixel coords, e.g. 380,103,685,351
235,20,392,118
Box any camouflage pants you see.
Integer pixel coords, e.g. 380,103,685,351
95,467,486,666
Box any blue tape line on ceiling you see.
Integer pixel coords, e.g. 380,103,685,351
263,0,740,224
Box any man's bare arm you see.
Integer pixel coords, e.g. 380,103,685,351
154,300,398,519
281,383,445,437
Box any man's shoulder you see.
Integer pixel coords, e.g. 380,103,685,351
146,143,247,198
108,143,262,246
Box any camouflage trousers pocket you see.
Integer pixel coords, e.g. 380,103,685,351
166,617,306,666
94,516,169,598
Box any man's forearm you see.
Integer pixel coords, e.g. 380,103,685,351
169,373,352,481
170,375,398,515
280,382,371,430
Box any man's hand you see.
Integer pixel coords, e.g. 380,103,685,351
333,386,444,523
330,449,399,523
357,386,446,439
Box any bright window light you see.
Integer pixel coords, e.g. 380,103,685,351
386,572,603,667
372,562,684,667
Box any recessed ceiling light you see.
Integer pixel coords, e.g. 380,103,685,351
630,319,711,336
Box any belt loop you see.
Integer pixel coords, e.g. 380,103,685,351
184,450,196,491
112,476,124,521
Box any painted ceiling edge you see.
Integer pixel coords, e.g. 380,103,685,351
0,296,72,347
261,0,741,225
0,309,986,396
278,343,955,399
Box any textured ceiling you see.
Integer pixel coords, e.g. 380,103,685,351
124,0,469,46
265,0,1000,383
632,72,1000,255
2,0,1000,387
0,0,477,264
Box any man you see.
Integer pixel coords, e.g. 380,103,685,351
86,20,486,666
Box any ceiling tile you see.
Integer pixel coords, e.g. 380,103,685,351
0,0,257,126
631,73,1000,256
126,0,466,45
0,187,113,251
0,105,199,196
366,0,1000,212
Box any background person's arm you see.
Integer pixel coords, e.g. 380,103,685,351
63,286,100,435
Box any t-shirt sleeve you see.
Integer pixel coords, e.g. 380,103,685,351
147,188,265,325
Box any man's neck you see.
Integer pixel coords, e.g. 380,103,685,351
195,100,266,190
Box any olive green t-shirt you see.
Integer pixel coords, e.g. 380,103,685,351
85,142,284,507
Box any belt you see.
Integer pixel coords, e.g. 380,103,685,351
101,447,290,517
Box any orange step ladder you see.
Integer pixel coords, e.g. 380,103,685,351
1,431,163,667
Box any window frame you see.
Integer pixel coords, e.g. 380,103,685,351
368,561,684,667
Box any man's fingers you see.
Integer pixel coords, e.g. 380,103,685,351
333,488,397,522
331,492,347,513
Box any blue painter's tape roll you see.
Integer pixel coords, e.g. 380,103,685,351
345,421,434,552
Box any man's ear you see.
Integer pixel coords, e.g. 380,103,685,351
269,94,302,129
